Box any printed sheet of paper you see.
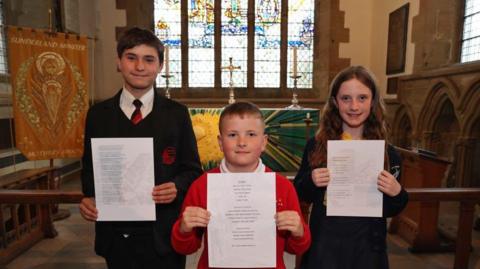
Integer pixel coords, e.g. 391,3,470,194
327,140,385,217
207,173,276,268
91,138,155,221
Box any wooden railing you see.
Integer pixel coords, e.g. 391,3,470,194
403,188,480,269
0,168,83,265
0,175,478,268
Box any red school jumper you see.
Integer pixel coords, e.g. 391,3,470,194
171,167,311,269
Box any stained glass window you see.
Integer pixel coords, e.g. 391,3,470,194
154,0,315,91
221,0,248,87
189,0,215,87
0,0,8,74
287,0,314,88
461,0,480,63
254,0,281,88
154,0,182,87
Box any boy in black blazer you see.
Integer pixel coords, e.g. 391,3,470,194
79,27,202,269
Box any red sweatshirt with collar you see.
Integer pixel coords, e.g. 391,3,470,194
171,167,311,269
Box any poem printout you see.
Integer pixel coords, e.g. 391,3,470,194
207,172,276,268
326,140,385,217
91,138,155,221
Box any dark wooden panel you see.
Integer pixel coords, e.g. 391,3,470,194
0,118,14,150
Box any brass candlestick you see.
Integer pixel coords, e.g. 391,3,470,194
286,75,302,109
162,74,173,99
221,57,241,104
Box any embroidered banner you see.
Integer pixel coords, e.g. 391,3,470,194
8,27,89,160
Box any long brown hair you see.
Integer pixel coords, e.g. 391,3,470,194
309,66,388,167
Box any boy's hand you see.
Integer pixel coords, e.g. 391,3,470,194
377,170,401,197
180,206,210,234
275,211,304,238
311,168,330,187
79,197,98,221
152,182,177,203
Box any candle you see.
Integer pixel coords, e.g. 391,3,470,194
306,112,310,119
292,47,298,77
164,46,170,76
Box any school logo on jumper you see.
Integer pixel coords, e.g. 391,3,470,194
162,147,176,165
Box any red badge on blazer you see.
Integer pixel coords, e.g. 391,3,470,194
162,147,176,165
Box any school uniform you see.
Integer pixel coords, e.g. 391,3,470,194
294,138,408,269
171,163,311,269
81,89,202,268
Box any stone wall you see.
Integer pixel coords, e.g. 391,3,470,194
389,63,480,187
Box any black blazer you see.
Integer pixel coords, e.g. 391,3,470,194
81,89,202,257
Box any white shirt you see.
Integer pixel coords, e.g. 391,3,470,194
219,158,265,173
119,87,154,119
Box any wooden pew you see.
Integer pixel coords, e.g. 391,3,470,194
390,147,452,253
0,168,83,264
404,188,480,269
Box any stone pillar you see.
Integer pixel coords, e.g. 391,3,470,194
453,137,478,187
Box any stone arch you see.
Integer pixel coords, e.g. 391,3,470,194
417,79,461,134
460,80,480,136
455,81,480,187
430,100,460,158
416,81,462,187
391,105,415,149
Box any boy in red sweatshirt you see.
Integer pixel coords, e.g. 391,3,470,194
171,102,311,269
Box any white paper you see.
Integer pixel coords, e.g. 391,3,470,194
207,173,276,268
91,138,156,221
326,140,385,217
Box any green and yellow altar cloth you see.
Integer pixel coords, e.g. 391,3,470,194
190,108,319,172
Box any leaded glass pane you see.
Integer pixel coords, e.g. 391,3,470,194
188,0,215,87
462,0,480,63
154,0,182,87
461,37,480,62
221,0,248,88
287,0,313,88
463,13,480,40
254,0,281,88
0,0,7,74
465,0,480,16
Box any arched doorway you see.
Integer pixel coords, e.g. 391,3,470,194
431,100,460,159
391,105,414,149
396,113,413,149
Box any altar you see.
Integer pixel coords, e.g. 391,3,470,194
189,108,319,172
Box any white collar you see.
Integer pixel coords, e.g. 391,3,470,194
121,86,154,105
219,158,265,173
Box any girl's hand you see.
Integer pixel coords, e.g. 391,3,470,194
275,211,304,238
180,206,210,233
311,168,330,187
377,170,401,197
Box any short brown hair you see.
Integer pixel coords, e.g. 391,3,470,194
219,102,264,133
117,27,164,64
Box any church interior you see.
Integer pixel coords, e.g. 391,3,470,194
0,0,479,268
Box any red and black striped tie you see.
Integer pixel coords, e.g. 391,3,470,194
130,99,143,125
